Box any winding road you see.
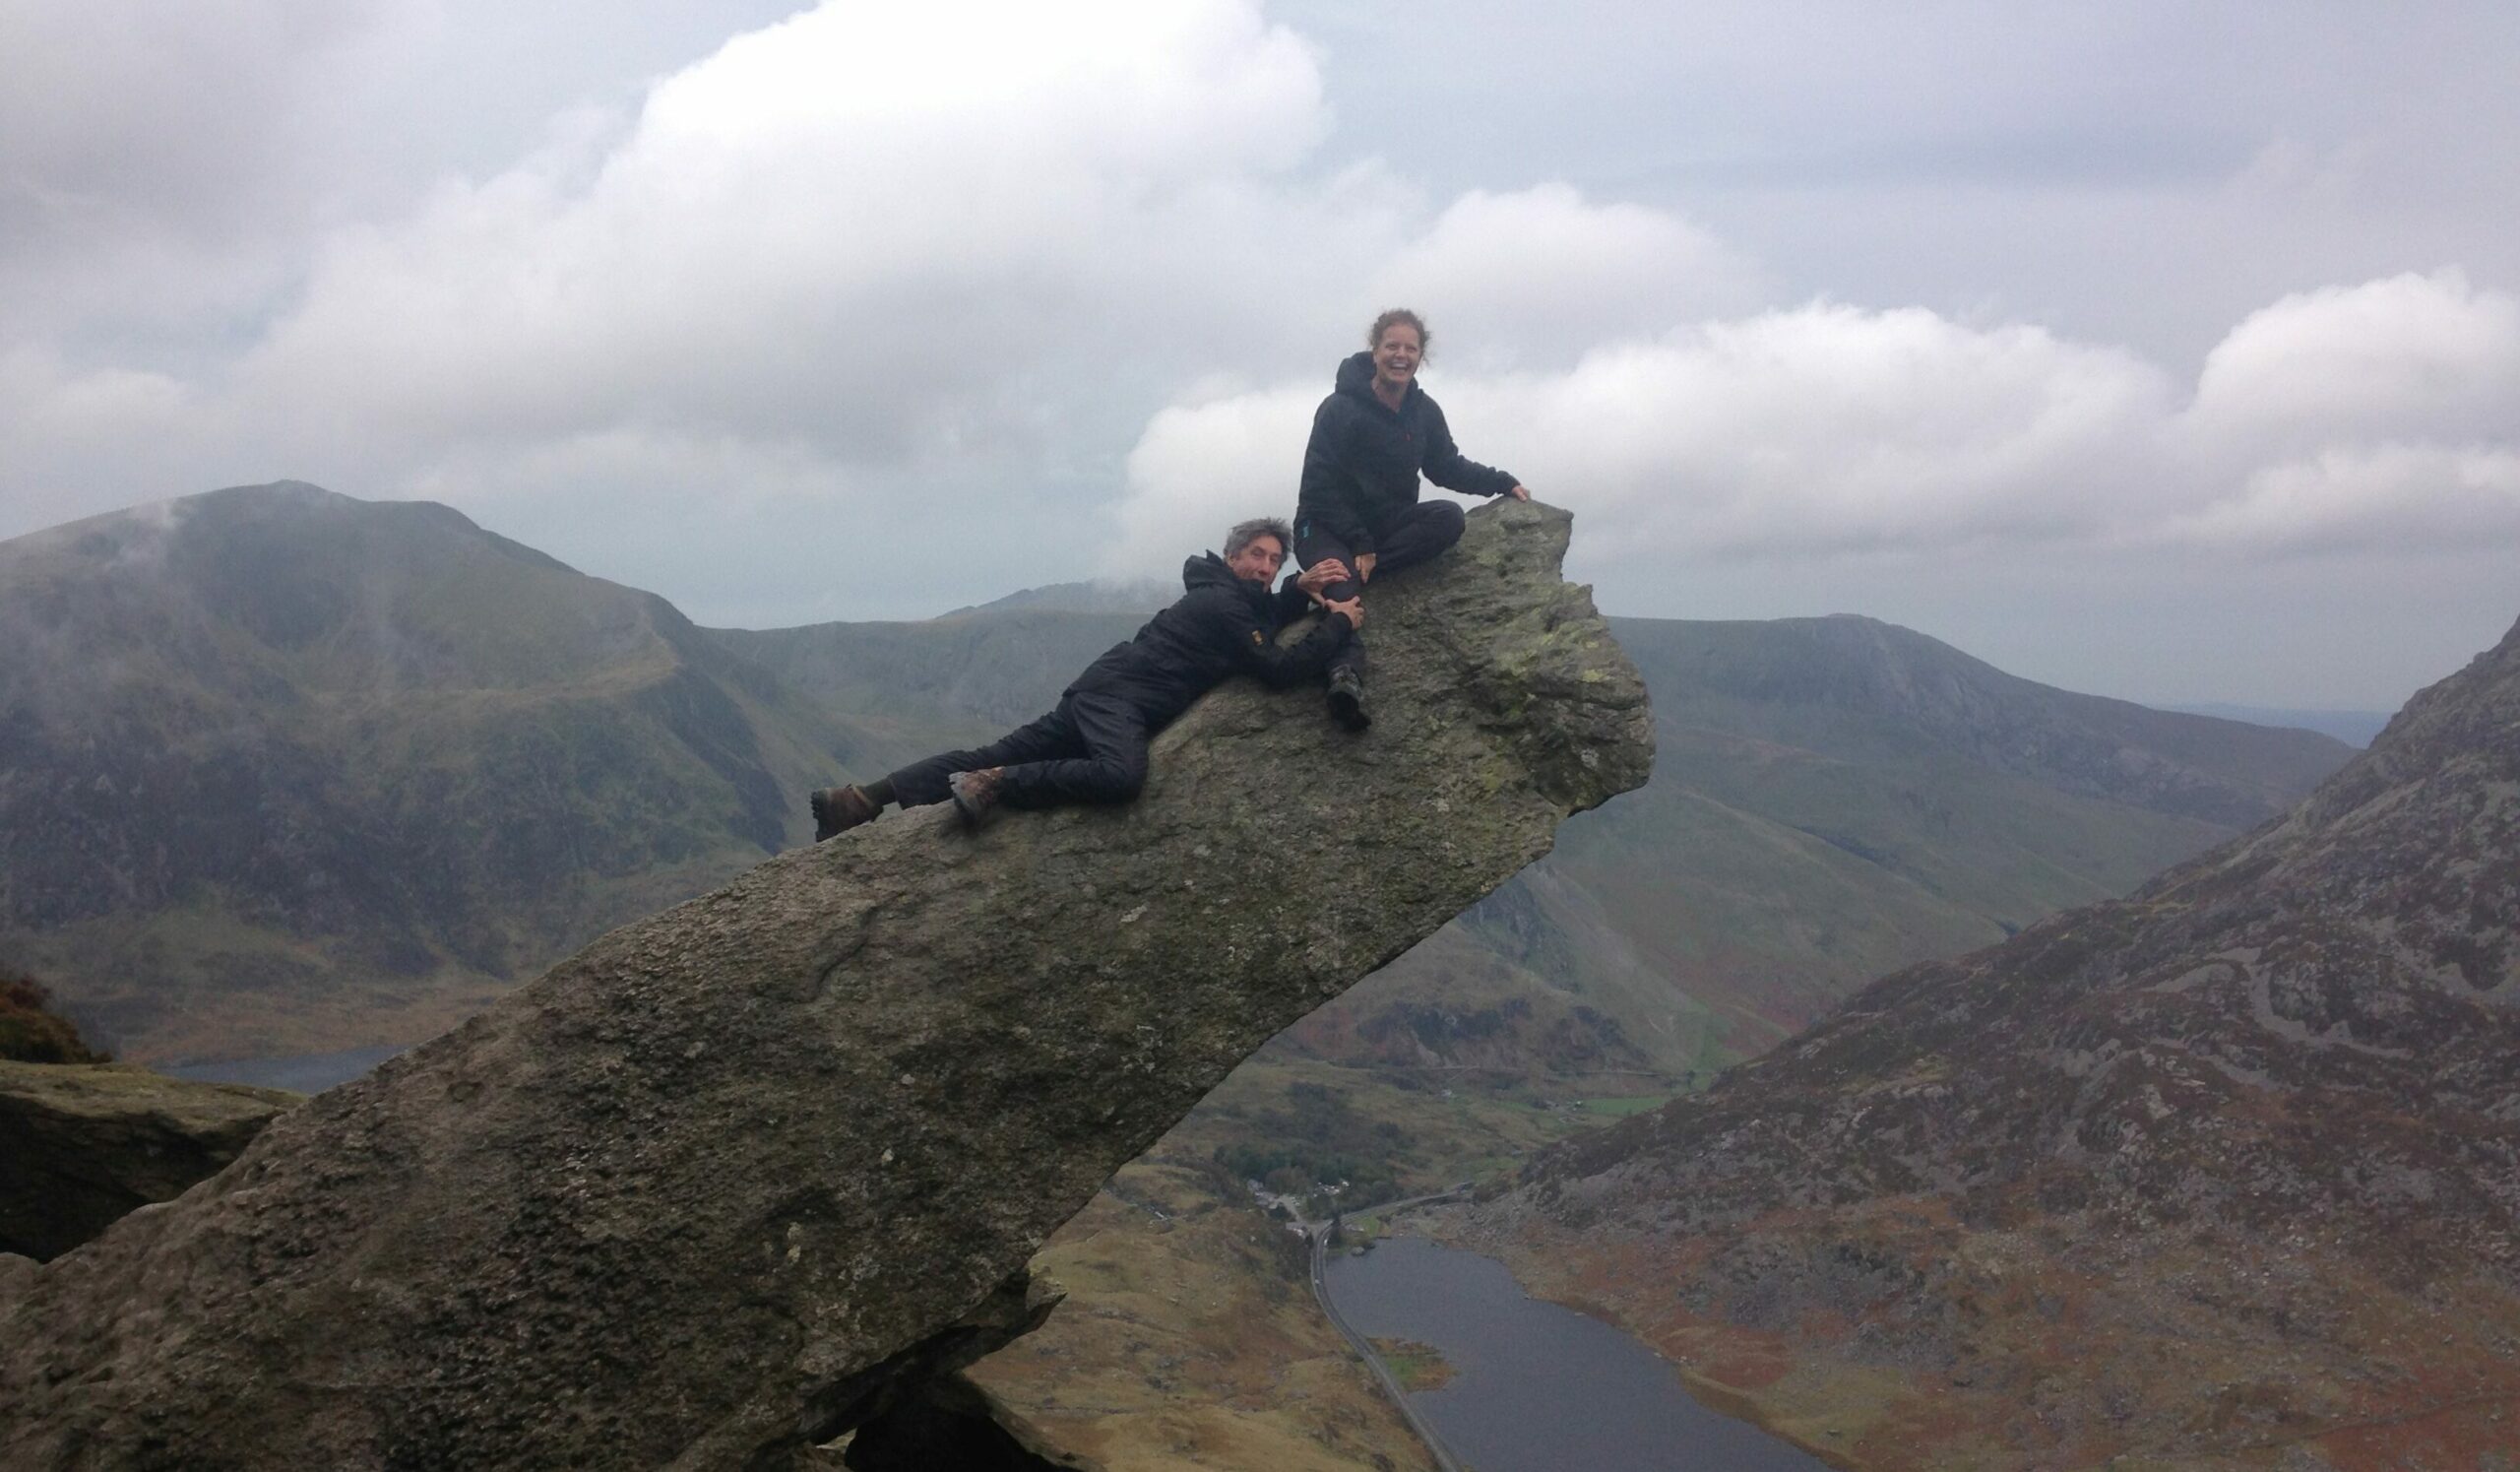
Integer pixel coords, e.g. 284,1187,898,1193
1303,1191,1470,1472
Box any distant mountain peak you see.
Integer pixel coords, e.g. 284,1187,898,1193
0,480,888,1060
942,577,1175,618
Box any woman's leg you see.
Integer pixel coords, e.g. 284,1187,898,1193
1364,499,1466,577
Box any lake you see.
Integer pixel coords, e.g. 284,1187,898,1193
1321,1234,1831,1472
166,1043,407,1094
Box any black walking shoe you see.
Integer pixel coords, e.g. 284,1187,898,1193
810,785,880,842
949,767,1004,830
1326,669,1371,732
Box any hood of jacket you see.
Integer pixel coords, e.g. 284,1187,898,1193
1334,350,1418,414
1181,551,1273,609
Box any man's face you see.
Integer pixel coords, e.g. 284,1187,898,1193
1226,535,1286,584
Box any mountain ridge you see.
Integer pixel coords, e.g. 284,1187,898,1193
0,479,2351,1079
0,481,895,1060
1446,609,2520,1468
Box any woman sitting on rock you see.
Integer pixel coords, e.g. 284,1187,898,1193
1293,308,1531,731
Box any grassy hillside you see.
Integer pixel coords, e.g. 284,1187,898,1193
712,609,1145,738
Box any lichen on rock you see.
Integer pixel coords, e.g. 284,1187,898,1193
0,498,1650,1471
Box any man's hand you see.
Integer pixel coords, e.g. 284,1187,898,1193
1354,551,1378,583
1504,484,1532,501
1324,595,1364,629
1295,558,1350,601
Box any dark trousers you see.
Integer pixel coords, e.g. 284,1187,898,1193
1292,498,1466,679
884,690,1152,810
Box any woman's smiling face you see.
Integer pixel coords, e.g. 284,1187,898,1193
1372,322,1422,394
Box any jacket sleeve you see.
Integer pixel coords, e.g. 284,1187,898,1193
1419,399,1518,498
1205,587,1352,688
1296,397,1378,554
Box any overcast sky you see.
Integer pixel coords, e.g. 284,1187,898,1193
5,1,2516,710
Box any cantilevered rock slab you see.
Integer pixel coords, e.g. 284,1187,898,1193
0,498,1651,1471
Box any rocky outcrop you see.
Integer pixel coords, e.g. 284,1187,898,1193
824,1372,1099,1471
1458,610,2520,1468
0,974,109,1064
0,1062,298,1261
0,499,1650,1471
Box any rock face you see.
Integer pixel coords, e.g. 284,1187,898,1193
0,1062,298,1262
0,499,1650,1471
1460,611,2520,1468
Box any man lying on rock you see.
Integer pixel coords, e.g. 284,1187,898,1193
809,517,1362,837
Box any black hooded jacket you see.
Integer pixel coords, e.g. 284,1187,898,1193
1064,554,1354,726
1296,351,1518,555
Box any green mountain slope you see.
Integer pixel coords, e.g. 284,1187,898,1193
712,608,1146,737
0,482,895,1062
1276,613,2353,1090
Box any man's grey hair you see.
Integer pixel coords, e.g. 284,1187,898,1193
1224,516,1293,558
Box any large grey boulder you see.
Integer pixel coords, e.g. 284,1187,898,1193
0,498,1650,1470
0,1062,299,1261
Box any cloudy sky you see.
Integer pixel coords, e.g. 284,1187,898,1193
5,0,2516,710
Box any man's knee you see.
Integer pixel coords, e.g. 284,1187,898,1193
1101,745,1150,801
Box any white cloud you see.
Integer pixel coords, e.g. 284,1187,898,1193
2165,445,2520,555
8,0,1796,557
5,0,2519,707
1110,385,1326,567
2186,269,2520,454
225,1,1332,465
1108,271,2520,577
1107,301,2174,571
1365,184,1766,368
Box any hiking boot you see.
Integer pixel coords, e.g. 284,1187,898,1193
949,767,1005,829
1326,669,1372,733
810,785,880,842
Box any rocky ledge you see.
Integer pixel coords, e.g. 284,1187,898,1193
0,498,1650,1471
0,1062,299,1262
